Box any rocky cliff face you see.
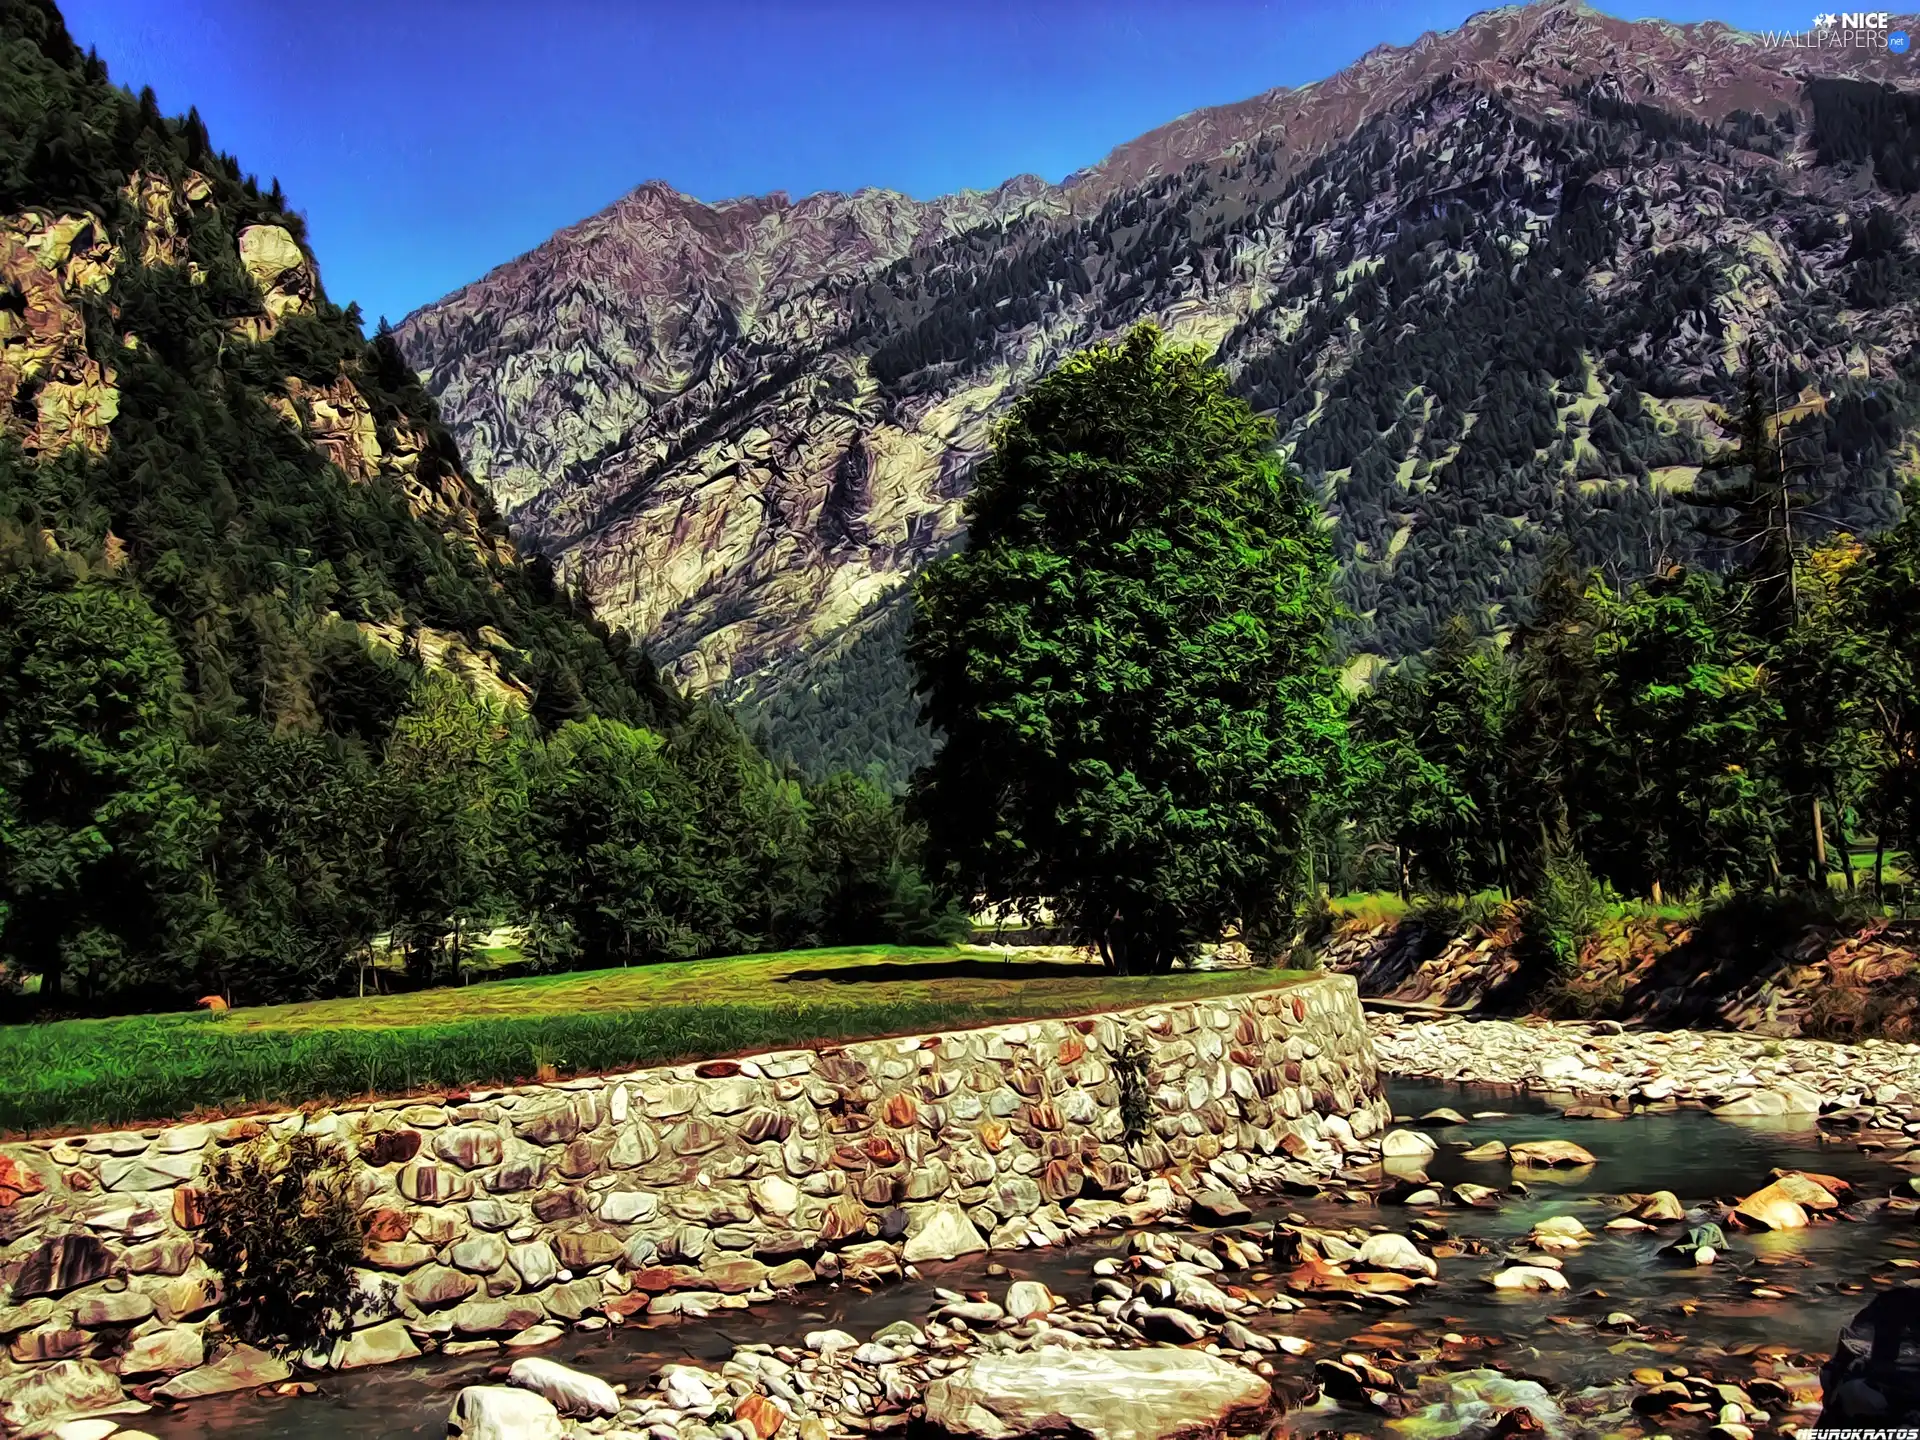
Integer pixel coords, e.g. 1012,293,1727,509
0,159,551,713
397,1,1920,780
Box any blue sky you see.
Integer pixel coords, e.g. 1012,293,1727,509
62,0,1820,329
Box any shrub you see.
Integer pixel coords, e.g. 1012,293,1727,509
200,1132,362,1353
1115,1031,1153,1148
1523,852,1610,975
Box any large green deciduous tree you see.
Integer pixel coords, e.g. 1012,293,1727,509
0,570,212,1002
909,324,1347,973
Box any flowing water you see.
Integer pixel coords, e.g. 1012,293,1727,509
138,1080,1916,1438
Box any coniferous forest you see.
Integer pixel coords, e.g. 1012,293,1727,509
0,0,961,1015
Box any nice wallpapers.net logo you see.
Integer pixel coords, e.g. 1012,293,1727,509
1762,10,1912,48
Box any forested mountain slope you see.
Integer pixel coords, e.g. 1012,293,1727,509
3,0,960,1011
397,1,1920,785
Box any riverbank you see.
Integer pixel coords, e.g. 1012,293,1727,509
1322,900,1920,1037
125,1078,1918,1440
1370,1012,1920,1125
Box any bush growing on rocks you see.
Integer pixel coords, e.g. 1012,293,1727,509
200,1132,362,1353
1115,1030,1153,1147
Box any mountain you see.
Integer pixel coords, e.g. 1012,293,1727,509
1,1,678,734
397,1,1920,785
0,0,703,1004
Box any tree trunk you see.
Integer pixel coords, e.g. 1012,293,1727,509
1651,876,1664,906
1812,796,1828,887
1831,793,1855,893
1396,844,1410,903
1876,834,1887,900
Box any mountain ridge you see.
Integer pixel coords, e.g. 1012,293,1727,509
397,0,1920,783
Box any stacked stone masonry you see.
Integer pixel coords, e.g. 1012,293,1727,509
0,975,1386,1427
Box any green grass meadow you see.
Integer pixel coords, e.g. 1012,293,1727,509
2,946,1306,1137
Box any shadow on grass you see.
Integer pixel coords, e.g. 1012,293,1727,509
775,959,1103,985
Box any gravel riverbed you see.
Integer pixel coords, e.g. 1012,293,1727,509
1371,1014,1920,1123
104,1019,1920,1440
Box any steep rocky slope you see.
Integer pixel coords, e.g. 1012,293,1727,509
398,1,1920,782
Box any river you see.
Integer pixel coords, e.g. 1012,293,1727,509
135,1078,1910,1438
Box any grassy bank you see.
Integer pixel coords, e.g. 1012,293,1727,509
1,946,1306,1137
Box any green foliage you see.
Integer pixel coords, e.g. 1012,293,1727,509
1351,620,1514,896
1114,1030,1152,1148
0,5,957,1012
0,566,211,1003
1520,851,1610,975
803,771,972,946
380,674,529,984
200,1131,361,1354
1832,491,1920,873
910,324,1348,972
732,591,935,792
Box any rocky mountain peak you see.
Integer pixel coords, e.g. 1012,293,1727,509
398,0,1920,783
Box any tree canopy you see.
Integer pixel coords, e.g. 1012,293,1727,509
910,324,1348,972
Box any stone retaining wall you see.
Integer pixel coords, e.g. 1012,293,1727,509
0,975,1386,1429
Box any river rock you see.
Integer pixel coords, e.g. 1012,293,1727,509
1355,1233,1436,1278
1530,1214,1589,1249
1138,1306,1210,1341
402,1264,477,1310
1461,1141,1508,1161
71,1291,153,1328
332,1320,420,1370
153,1343,291,1399
1419,1107,1469,1126
1490,1265,1569,1292
9,1234,116,1299
902,1204,988,1263
1004,1281,1055,1320
1509,1140,1596,1168
1189,1189,1252,1225
1397,1369,1561,1438
1635,1190,1686,1222
118,1325,203,1376
450,1232,510,1274
1381,1129,1437,1159
506,1357,618,1417
660,1367,714,1409
448,1384,564,1440
0,1359,123,1432
508,1242,559,1290
1768,1171,1846,1210
451,1299,547,1336
733,1391,786,1440
1714,1091,1789,1117
923,1348,1271,1439
1734,1181,1810,1231
551,1228,622,1270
